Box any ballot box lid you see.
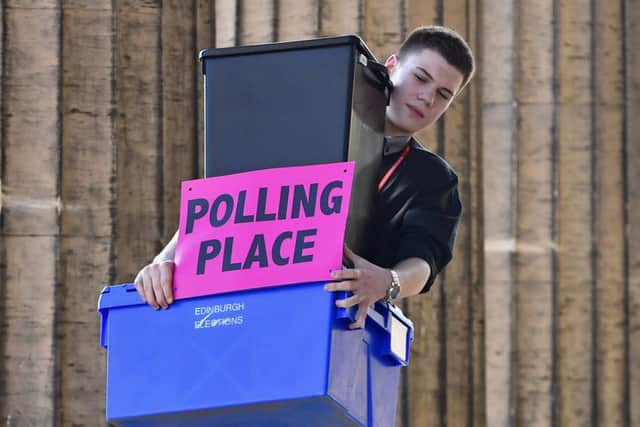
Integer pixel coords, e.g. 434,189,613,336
199,35,377,63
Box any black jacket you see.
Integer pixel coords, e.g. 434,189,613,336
364,137,462,293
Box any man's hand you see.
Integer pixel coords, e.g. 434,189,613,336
134,260,175,309
324,246,390,329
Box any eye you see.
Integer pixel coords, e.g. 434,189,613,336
414,73,427,82
438,91,451,100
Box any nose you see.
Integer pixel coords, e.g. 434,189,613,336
418,85,436,107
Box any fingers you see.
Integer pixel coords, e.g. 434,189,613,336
134,261,175,310
326,280,368,328
148,266,166,308
324,275,361,292
136,272,158,309
334,293,362,308
327,252,375,329
158,262,174,305
330,268,362,281
349,305,368,329
134,273,147,303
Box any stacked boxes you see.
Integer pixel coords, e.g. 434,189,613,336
100,35,414,427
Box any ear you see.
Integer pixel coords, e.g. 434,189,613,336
384,54,398,74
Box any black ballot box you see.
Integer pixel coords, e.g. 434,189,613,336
199,35,390,255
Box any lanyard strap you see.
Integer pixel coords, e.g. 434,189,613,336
378,144,410,192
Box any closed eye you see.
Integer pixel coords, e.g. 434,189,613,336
438,90,451,100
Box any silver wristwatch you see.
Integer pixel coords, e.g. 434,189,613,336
386,269,401,301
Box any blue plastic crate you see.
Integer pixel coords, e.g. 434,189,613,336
98,282,413,427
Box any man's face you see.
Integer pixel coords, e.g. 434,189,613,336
384,48,464,136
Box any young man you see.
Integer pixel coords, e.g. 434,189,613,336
134,26,475,329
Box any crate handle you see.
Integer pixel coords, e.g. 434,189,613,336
334,291,388,332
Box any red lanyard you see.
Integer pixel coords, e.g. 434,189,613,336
377,144,410,192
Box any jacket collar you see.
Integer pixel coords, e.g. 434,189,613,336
383,135,411,157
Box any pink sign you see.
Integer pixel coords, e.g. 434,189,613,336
173,162,355,300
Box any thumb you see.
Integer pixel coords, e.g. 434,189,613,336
343,245,368,268
343,244,355,260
